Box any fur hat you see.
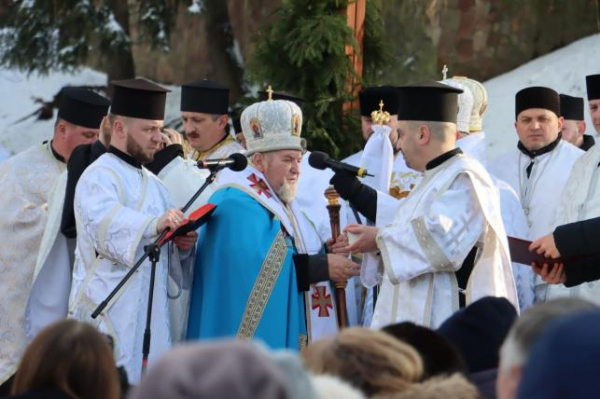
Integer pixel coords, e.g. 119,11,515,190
383,322,467,379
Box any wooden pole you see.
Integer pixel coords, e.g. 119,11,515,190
343,0,366,112
325,186,349,329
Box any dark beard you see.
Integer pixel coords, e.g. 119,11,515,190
126,135,154,164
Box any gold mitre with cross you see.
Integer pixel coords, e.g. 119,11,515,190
241,85,304,156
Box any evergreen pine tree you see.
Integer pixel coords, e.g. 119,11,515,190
248,0,390,158
0,0,181,82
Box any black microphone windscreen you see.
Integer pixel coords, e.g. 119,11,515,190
229,153,248,171
308,151,329,170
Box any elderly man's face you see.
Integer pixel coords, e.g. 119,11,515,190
590,99,600,135
515,109,563,151
255,149,302,203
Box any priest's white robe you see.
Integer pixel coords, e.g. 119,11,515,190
27,155,212,343
489,140,583,302
68,153,191,383
343,148,423,326
457,133,534,310
546,145,600,303
0,143,65,385
372,154,519,328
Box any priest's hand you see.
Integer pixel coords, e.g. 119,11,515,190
339,224,379,253
161,128,183,146
530,234,561,259
327,254,360,282
157,209,186,233
532,262,566,285
330,171,362,201
174,231,198,252
327,234,350,256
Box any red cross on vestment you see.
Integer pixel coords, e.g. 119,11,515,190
311,285,333,317
248,173,273,198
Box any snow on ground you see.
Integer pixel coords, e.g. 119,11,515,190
484,33,600,160
1,32,599,163
0,68,182,162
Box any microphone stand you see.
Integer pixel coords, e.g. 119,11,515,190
91,167,220,375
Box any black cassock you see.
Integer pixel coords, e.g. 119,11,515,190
555,217,600,287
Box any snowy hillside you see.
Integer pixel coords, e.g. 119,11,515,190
1,32,599,162
484,33,600,160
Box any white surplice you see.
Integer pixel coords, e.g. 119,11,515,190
457,133,534,310
372,154,519,329
27,155,212,344
546,145,600,303
343,147,423,326
68,153,192,383
489,140,583,301
0,143,65,385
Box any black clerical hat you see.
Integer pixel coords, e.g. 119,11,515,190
181,79,229,114
232,117,242,134
57,87,110,129
559,94,584,121
515,86,560,119
359,86,400,117
396,81,463,123
258,90,306,108
110,78,170,120
586,74,600,101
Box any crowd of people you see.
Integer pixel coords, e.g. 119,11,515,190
1,70,600,399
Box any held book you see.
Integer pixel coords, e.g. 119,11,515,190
159,203,217,246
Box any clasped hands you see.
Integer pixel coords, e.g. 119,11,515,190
324,224,380,283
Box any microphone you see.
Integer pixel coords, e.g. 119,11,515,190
308,151,373,178
196,153,248,172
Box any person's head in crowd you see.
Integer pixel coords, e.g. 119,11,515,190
10,319,120,399
514,86,563,151
310,375,366,399
516,309,600,399
53,87,110,162
108,78,170,164
497,298,597,399
370,374,481,399
452,76,488,134
232,117,246,149
395,81,463,172
440,79,474,138
559,94,586,147
242,97,304,204
359,86,401,145
130,340,291,399
382,322,467,380
586,74,600,134
437,296,517,374
180,79,230,152
301,327,423,397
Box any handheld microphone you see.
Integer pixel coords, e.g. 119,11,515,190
196,153,248,172
308,151,373,178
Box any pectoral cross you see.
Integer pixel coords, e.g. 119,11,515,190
311,285,333,317
442,64,448,80
266,85,274,101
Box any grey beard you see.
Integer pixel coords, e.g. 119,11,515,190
276,180,298,204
